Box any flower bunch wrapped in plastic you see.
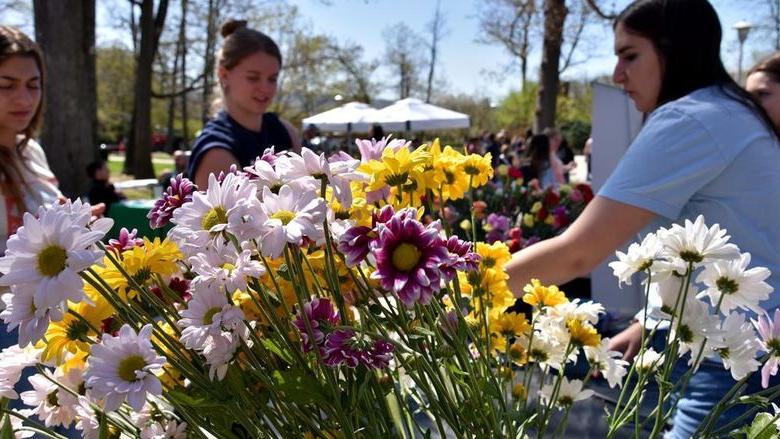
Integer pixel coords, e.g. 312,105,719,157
606,215,777,438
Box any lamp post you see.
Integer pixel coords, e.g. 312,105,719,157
734,20,753,83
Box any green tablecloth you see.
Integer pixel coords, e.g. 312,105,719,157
106,199,172,241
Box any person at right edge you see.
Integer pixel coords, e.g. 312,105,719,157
504,1,780,437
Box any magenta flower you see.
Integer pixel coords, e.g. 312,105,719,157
294,297,340,352
440,236,480,281
107,228,144,253
148,174,195,229
338,226,374,267
754,309,780,388
322,329,394,369
371,208,449,306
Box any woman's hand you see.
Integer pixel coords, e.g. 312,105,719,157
607,321,644,361
90,203,106,219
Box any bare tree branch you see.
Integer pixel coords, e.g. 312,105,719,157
583,0,617,20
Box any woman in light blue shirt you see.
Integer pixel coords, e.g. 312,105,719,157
506,0,780,436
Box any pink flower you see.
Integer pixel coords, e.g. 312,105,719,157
147,174,195,229
440,236,480,281
754,309,780,388
371,208,449,306
294,298,340,352
322,329,394,369
107,228,143,253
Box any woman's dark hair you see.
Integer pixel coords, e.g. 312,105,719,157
0,26,45,212
749,52,780,84
616,0,777,136
525,134,551,179
211,19,282,114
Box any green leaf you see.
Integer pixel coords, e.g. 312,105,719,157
167,389,226,408
1,414,14,439
98,411,108,439
414,326,436,337
261,338,294,364
272,369,330,406
746,412,779,439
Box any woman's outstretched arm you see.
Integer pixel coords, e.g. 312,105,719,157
506,195,657,296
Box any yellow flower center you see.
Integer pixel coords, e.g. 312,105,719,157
117,355,147,382
392,243,421,272
201,206,228,231
220,262,237,274
66,318,91,343
37,245,67,277
203,307,221,325
271,210,296,225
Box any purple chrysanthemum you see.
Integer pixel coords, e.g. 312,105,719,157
147,174,195,229
440,236,481,281
371,208,449,306
294,297,340,352
322,329,394,369
486,213,511,243
337,226,374,267
107,228,144,253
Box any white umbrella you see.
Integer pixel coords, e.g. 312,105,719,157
370,98,470,132
301,101,378,133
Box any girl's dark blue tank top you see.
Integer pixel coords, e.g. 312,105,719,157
186,111,293,179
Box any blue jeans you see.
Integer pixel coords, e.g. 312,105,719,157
650,330,780,438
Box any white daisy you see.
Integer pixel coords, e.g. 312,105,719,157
657,215,739,266
245,153,317,195
141,419,188,439
74,395,100,439
548,299,605,325
0,208,104,314
0,344,40,399
259,184,327,258
178,283,245,350
201,330,243,381
672,297,722,369
584,338,629,388
189,242,265,293
696,252,772,315
20,371,79,427
539,377,594,408
1,285,59,347
325,151,367,209
524,332,568,371
55,198,114,237
170,173,259,254
635,348,664,373
85,324,166,411
718,312,762,380
609,233,664,286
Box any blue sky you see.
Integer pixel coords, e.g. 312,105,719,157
6,0,772,101
284,0,773,100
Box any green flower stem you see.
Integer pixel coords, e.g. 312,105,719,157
0,408,68,439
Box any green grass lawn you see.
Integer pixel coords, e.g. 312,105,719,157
107,153,174,200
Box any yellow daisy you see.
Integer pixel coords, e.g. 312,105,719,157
461,153,494,188
567,318,601,347
103,238,183,298
39,298,113,364
522,279,568,308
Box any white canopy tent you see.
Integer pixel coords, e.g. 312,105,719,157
301,101,378,133
370,98,470,132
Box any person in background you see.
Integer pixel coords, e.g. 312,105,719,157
746,52,780,132
187,19,300,189
543,127,573,184
583,136,593,181
86,160,125,215
519,134,555,188
159,149,189,188
506,1,780,436
302,123,320,150
369,123,384,141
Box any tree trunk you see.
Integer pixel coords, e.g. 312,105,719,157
534,0,567,133
179,0,189,146
201,0,218,123
131,0,169,179
33,0,97,198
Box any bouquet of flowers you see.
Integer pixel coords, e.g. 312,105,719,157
0,137,773,438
